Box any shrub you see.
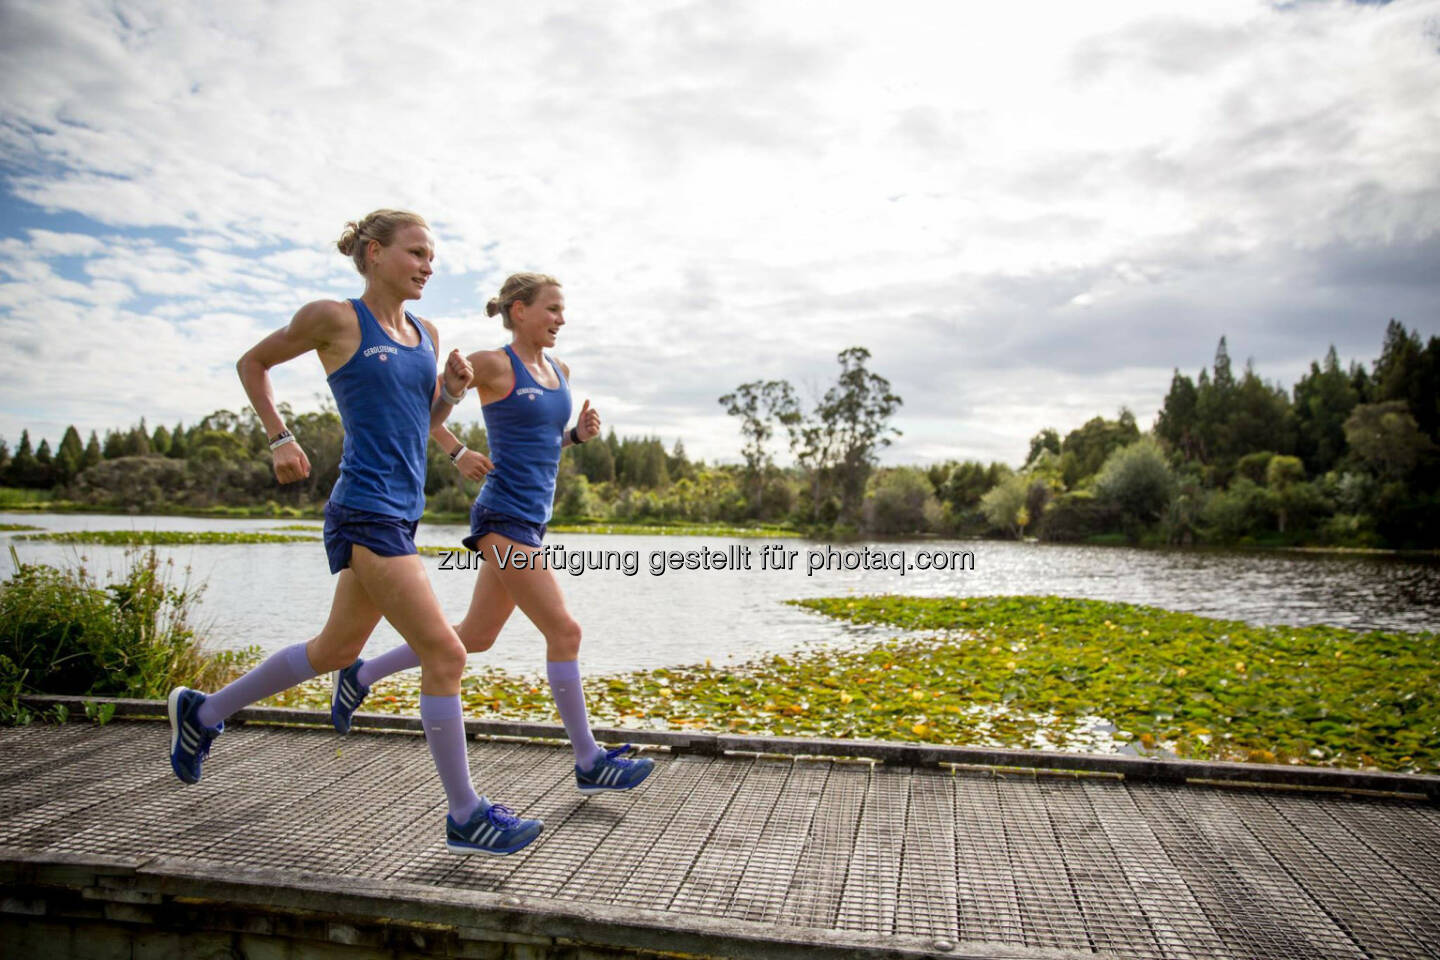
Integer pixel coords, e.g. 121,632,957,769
1093,437,1175,531
864,468,943,535
1038,491,1119,542
0,547,255,723
1200,477,1277,542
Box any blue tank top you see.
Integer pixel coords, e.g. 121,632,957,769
477,345,571,524
327,298,435,520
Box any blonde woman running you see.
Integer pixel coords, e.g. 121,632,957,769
167,213,544,856
330,273,654,795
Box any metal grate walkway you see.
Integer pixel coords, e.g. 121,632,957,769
2,717,1438,958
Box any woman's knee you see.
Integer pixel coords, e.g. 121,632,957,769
545,619,583,660
456,621,500,654
306,634,365,673
418,635,467,683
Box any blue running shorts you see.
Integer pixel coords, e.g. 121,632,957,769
323,501,420,574
462,504,547,556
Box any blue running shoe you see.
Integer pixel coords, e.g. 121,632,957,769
167,686,222,785
575,744,654,795
330,659,370,735
446,799,544,856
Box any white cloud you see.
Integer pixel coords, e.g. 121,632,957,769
1,0,1438,463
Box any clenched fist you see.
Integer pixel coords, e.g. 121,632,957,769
575,398,601,442
455,448,495,482
442,348,474,399
273,441,311,484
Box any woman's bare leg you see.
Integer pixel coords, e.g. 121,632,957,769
344,546,481,822
352,555,517,688
476,533,602,770
196,569,380,728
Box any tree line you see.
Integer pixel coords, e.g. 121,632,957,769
3,321,1436,546
710,323,1437,548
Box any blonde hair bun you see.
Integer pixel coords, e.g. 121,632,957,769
338,210,429,275
490,272,561,330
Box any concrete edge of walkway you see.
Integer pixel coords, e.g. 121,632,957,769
18,694,1440,802
0,848,1099,960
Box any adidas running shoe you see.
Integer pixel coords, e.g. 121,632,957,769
446,799,544,856
330,659,370,735
575,744,655,794
167,687,223,785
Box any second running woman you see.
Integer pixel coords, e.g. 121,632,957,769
330,273,655,795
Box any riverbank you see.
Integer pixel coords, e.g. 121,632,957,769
261,595,1436,775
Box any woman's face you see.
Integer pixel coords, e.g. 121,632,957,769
369,224,435,300
512,285,565,348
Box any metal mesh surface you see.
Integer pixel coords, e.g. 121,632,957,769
3,720,1438,959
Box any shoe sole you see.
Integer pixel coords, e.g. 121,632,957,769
167,687,197,785
445,828,542,856
445,839,534,856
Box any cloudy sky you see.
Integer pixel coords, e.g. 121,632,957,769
1,0,1437,469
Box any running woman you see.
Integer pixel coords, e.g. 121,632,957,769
330,273,654,796
166,211,544,857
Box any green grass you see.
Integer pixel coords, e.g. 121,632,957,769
16,530,319,546
0,487,53,508
266,594,1436,774
0,524,42,532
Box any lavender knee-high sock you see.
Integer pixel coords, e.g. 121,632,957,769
420,694,482,823
355,644,422,687
547,659,604,771
196,643,316,728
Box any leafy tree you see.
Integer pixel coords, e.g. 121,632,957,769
82,431,103,470
166,421,188,459
812,348,903,523
980,473,1030,538
1025,428,1060,467
666,440,694,484
1228,363,1293,460
1235,451,1275,486
569,432,616,484
635,438,669,489
150,424,171,457
864,467,943,534
102,430,125,461
56,426,84,485
1265,455,1310,534
1373,319,1439,441
34,438,55,488
1155,371,1202,462
1093,437,1175,534
1344,402,1434,482
6,431,38,488
719,379,796,514
1266,455,1305,490
1059,410,1139,487
1293,346,1358,476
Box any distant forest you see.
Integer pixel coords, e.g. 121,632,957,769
2,320,1436,548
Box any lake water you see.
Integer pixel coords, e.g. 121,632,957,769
4,511,1436,676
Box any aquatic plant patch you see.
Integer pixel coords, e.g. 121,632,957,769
547,522,803,538
16,531,320,546
266,595,1436,774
